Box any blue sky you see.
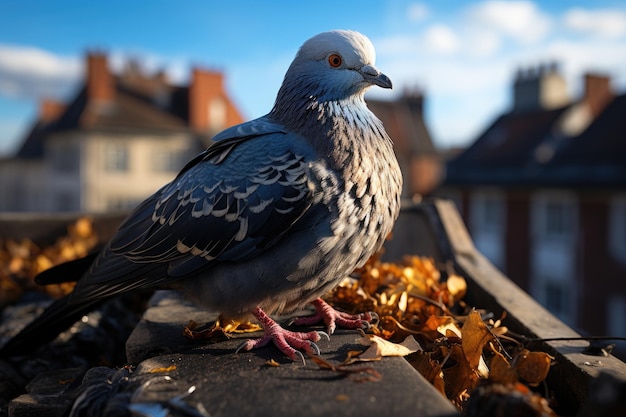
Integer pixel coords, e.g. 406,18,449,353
1,1,625,155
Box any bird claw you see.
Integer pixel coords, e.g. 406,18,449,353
236,307,326,364
294,350,306,366
292,298,377,334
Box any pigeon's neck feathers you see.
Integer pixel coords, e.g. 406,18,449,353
268,29,392,168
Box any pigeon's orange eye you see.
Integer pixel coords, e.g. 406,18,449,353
328,54,342,68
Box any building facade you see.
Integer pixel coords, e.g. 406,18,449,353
442,64,626,354
0,52,245,212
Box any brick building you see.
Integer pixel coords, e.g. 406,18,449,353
441,64,626,351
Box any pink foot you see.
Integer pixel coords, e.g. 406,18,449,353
292,298,376,334
236,307,326,363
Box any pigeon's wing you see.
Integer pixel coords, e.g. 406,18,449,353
69,118,317,303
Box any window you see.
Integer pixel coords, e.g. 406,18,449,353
470,190,505,234
536,277,574,325
152,149,187,173
607,296,626,336
55,191,78,212
545,201,573,236
50,142,80,173
609,196,626,263
532,191,577,241
103,143,129,172
470,189,506,270
544,281,568,318
106,197,141,211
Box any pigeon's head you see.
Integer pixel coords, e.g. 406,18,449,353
277,30,392,104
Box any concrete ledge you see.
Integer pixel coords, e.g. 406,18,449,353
125,290,460,417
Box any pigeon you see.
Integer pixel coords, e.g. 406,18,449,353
0,30,402,362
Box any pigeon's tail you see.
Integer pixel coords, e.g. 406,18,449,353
35,252,99,285
0,253,101,357
0,294,102,358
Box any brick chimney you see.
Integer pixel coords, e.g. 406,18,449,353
583,73,613,118
86,52,114,102
189,68,225,131
513,62,569,112
401,87,425,115
39,99,66,123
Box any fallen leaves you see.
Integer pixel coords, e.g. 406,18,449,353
183,318,262,340
0,217,98,306
354,330,422,362
149,365,177,373
307,353,382,382
324,251,557,413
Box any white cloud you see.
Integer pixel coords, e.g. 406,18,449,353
464,29,502,57
0,44,82,100
563,8,626,39
468,1,552,44
423,24,460,54
408,3,429,22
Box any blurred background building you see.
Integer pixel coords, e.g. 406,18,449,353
0,52,245,212
441,63,626,354
0,53,440,212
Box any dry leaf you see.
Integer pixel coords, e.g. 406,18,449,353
446,274,467,302
488,351,519,385
442,344,478,403
514,349,553,386
356,331,422,361
265,359,280,367
149,365,177,373
308,353,382,382
462,311,493,372
406,351,446,396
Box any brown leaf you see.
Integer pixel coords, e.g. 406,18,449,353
442,344,479,403
488,351,518,385
514,349,553,386
308,353,382,382
461,310,493,371
406,351,446,396
356,331,422,361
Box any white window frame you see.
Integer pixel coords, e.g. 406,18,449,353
103,142,130,172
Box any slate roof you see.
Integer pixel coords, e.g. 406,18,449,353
445,93,626,188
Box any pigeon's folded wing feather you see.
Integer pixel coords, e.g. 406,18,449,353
69,123,316,302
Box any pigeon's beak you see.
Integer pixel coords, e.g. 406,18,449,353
360,65,393,89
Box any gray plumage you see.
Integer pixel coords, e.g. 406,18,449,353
1,30,402,359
